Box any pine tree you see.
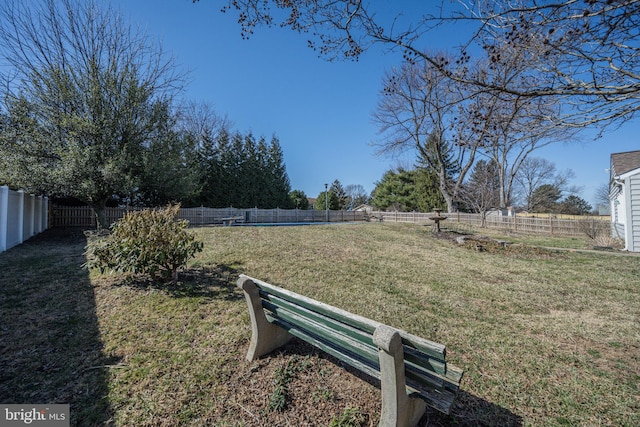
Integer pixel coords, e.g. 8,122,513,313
266,136,292,208
330,179,347,210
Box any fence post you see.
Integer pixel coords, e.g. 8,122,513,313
42,196,49,230
0,186,8,252
17,190,24,245
24,194,34,239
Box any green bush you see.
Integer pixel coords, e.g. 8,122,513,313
85,205,203,282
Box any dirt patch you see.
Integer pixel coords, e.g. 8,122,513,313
222,339,470,426
432,231,564,259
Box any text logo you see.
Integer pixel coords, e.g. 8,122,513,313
1,405,69,427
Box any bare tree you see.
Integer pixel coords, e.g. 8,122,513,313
375,43,569,211
344,184,368,210
515,158,559,210
459,159,501,227
451,37,576,209
176,100,233,145
373,55,477,212
594,183,611,209
208,0,640,129
515,157,579,209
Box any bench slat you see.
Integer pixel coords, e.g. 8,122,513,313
253,278,380,334
264,304,380,367
400,334,447,363
403,346,447,376
268,316,382,380
260,292,375,346
407,382,458,415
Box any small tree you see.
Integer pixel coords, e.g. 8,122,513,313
530,184,562,212
86,205,203,282
330,179,348,210
460,160,501,226
315,190,340,210
344,184,369,210
289,190,309,209
558,195,592,215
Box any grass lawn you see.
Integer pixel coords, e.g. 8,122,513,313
1,223,638,426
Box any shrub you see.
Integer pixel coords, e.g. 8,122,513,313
576,218,625,249
85,205,203,282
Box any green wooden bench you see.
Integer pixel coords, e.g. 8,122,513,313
237,275,463,427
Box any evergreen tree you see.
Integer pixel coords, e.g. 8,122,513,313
413,167,446,212
241,132,261,207
370,168,444,212
0,0,184,228
558,195,592,215
330,179,348,210
530,184,562,212
289,190,310,209
370,169,412,211
137,113,201,206
315,189,340,210
266,136,292,208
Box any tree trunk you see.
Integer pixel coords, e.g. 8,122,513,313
90,202,109,230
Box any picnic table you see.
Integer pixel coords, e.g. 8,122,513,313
221,216,244,226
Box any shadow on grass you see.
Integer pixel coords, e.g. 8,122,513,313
267,339,523,427
111,264,244,301
0,228,115,426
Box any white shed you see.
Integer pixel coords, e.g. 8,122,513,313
610,150,640,252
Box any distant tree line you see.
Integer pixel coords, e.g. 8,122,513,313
369,156,594,215
192,130,292,209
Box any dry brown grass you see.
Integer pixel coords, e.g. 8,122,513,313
1,224,638,426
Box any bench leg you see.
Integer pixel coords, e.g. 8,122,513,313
237,275,293,362
373,325,426,427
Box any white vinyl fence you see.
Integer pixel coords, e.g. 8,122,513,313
0,186,49,253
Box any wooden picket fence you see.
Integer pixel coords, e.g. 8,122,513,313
50,205,609,237
369,211,610,237
50,205,365,228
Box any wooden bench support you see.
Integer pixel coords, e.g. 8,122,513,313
239,278,293,361
374,325,427,427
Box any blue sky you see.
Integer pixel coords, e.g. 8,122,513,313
113,0,638,207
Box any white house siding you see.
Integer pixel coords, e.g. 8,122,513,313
610,184,625,239
629,173,640,252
